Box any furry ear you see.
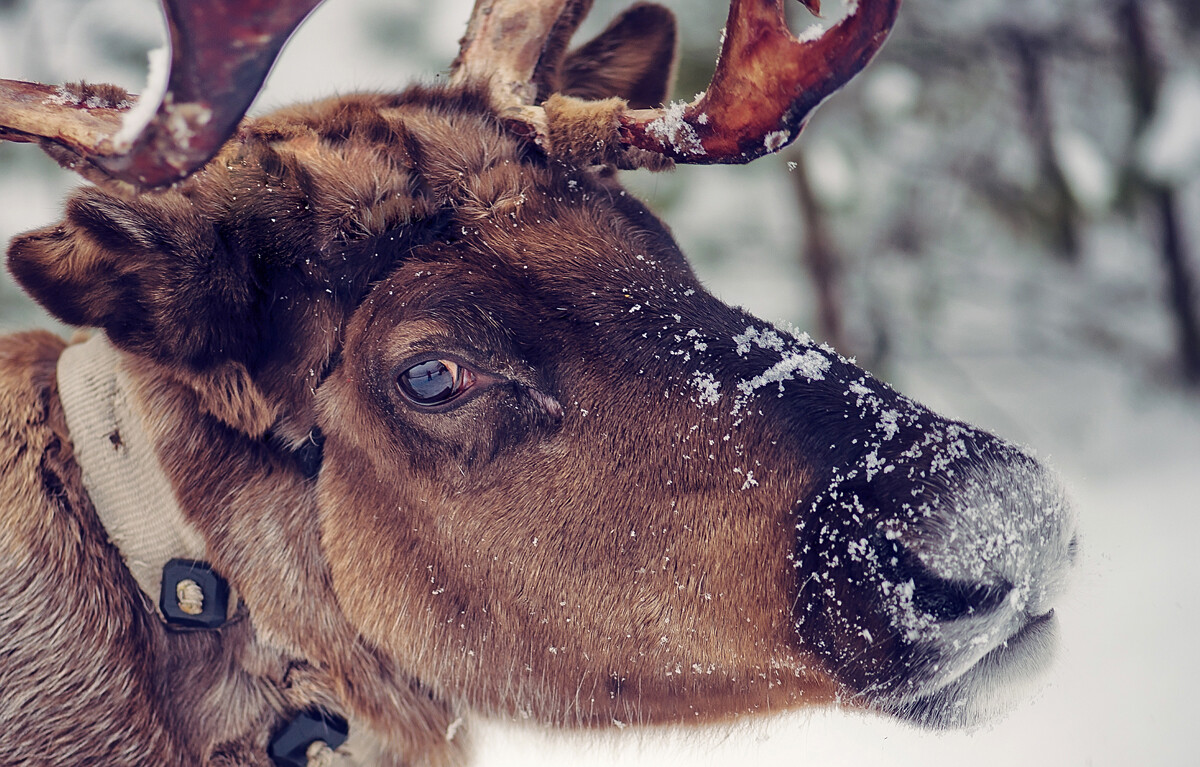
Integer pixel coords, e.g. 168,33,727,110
7,186,260,370
7,187,278,435
557,3,677,109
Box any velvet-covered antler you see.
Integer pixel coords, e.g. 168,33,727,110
451,0,900,166
619,0,901,163
1,0,898,182
0,0,323,189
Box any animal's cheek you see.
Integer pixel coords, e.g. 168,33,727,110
315,464,435,657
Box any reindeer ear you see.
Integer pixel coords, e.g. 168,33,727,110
8,187,260,373
8,187,276,435
8,186,259,368
558,3,677,109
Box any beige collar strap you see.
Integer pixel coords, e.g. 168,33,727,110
53,335,382,766
57,335,367,765
56,334,209,616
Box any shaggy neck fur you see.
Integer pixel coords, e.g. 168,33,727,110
50,333,443,766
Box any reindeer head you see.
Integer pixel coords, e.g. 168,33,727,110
1,0,1075,752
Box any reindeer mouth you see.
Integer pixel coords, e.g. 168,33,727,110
878,608,1059,728
823,549,1065,729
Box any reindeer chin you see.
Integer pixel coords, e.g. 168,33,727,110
881,609,1060,728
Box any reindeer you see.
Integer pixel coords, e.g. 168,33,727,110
0,1,1076,765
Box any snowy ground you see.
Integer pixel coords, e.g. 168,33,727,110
2,1,1197,765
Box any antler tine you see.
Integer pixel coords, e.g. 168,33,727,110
618,0,901,164
451,0,592,110
0,0,323,190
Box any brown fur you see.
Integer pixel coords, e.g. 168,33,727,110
0,7,1075,765
2,88,836,763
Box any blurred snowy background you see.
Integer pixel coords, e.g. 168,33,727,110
2,0,1198,764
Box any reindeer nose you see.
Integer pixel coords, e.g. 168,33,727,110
793,431,1076,727
873,534,1012,622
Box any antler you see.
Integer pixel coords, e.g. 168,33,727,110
453,0,900,166
452,0,593,105
0,0,323,189
622,0,900,163
2,0,897,183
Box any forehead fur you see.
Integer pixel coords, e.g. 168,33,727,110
185,85,687,434
191,84,686,308
207,88,533,257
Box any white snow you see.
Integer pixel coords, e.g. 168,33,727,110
733,325,787,356
644,100,706,157
690,371,721,405
878,409,900,440
111,44,169,151
43,84,130,110
763,130,791,153
739,470,758,490
796,23,826,44
882,577,941,642
737,348,832,396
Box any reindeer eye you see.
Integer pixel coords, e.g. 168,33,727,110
397,359,474,406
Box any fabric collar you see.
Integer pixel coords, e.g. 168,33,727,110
55,335,373,765
56,334,210,616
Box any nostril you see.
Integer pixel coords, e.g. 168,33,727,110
916,576,1011,623
875,536,1011,622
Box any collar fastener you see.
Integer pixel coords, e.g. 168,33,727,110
161,558,230,630
269,709,350,767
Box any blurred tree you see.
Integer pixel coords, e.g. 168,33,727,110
1116,0,1200,384
789,151,848,352
774,0,1200,385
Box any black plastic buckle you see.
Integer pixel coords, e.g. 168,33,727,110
269,709,350,767
160,558,230,630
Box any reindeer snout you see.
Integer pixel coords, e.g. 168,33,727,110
793,424,1077,728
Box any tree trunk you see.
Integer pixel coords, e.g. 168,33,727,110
1002,28,1081,263
1120,0,1200,384
790,152,847,353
